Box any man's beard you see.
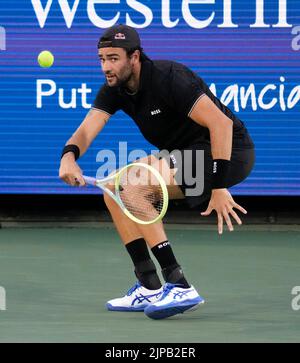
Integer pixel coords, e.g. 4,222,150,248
106,66,133,88
115,72,133,88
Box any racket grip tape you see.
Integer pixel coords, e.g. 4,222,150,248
83,175,97,186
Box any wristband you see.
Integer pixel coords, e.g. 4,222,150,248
61,144,80,161
211,159,230,189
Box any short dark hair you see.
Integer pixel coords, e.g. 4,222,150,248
125,47,149,62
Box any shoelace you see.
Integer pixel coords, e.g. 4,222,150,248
126,282,141,296
159,283,191,301
159,283,177,300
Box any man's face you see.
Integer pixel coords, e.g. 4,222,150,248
99,47,134,87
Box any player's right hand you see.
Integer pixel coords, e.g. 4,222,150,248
59,153,86,186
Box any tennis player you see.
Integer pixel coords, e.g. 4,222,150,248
59,25,255,320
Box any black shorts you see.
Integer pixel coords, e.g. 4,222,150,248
156,142,255,209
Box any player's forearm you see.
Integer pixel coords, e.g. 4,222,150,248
65,130,91,158
209,119,233,160
63,109,109,160
189,95,233,159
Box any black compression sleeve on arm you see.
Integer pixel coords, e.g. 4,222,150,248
61,144,80,161
211,159,230,189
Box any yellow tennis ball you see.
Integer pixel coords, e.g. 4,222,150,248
38,50,54,68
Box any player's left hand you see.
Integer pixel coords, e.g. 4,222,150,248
201,188,247,234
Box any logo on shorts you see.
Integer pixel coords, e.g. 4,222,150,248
114,33,126,40
170,154,177,165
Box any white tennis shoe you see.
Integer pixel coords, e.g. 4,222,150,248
106,282,163,312
144,283,205,319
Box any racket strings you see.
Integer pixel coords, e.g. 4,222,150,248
120,185,164,219
118,166,165,222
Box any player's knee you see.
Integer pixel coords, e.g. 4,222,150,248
134,154,153,165
149,156,174,186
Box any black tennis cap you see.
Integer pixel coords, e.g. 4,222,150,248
98,24,141,50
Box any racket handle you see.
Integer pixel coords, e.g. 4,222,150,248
83,175,97,186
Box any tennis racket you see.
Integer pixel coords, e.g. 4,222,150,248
83,162,169,225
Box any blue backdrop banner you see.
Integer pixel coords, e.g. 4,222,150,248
0,0,299,195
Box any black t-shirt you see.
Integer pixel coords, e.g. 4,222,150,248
93,59,254,151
